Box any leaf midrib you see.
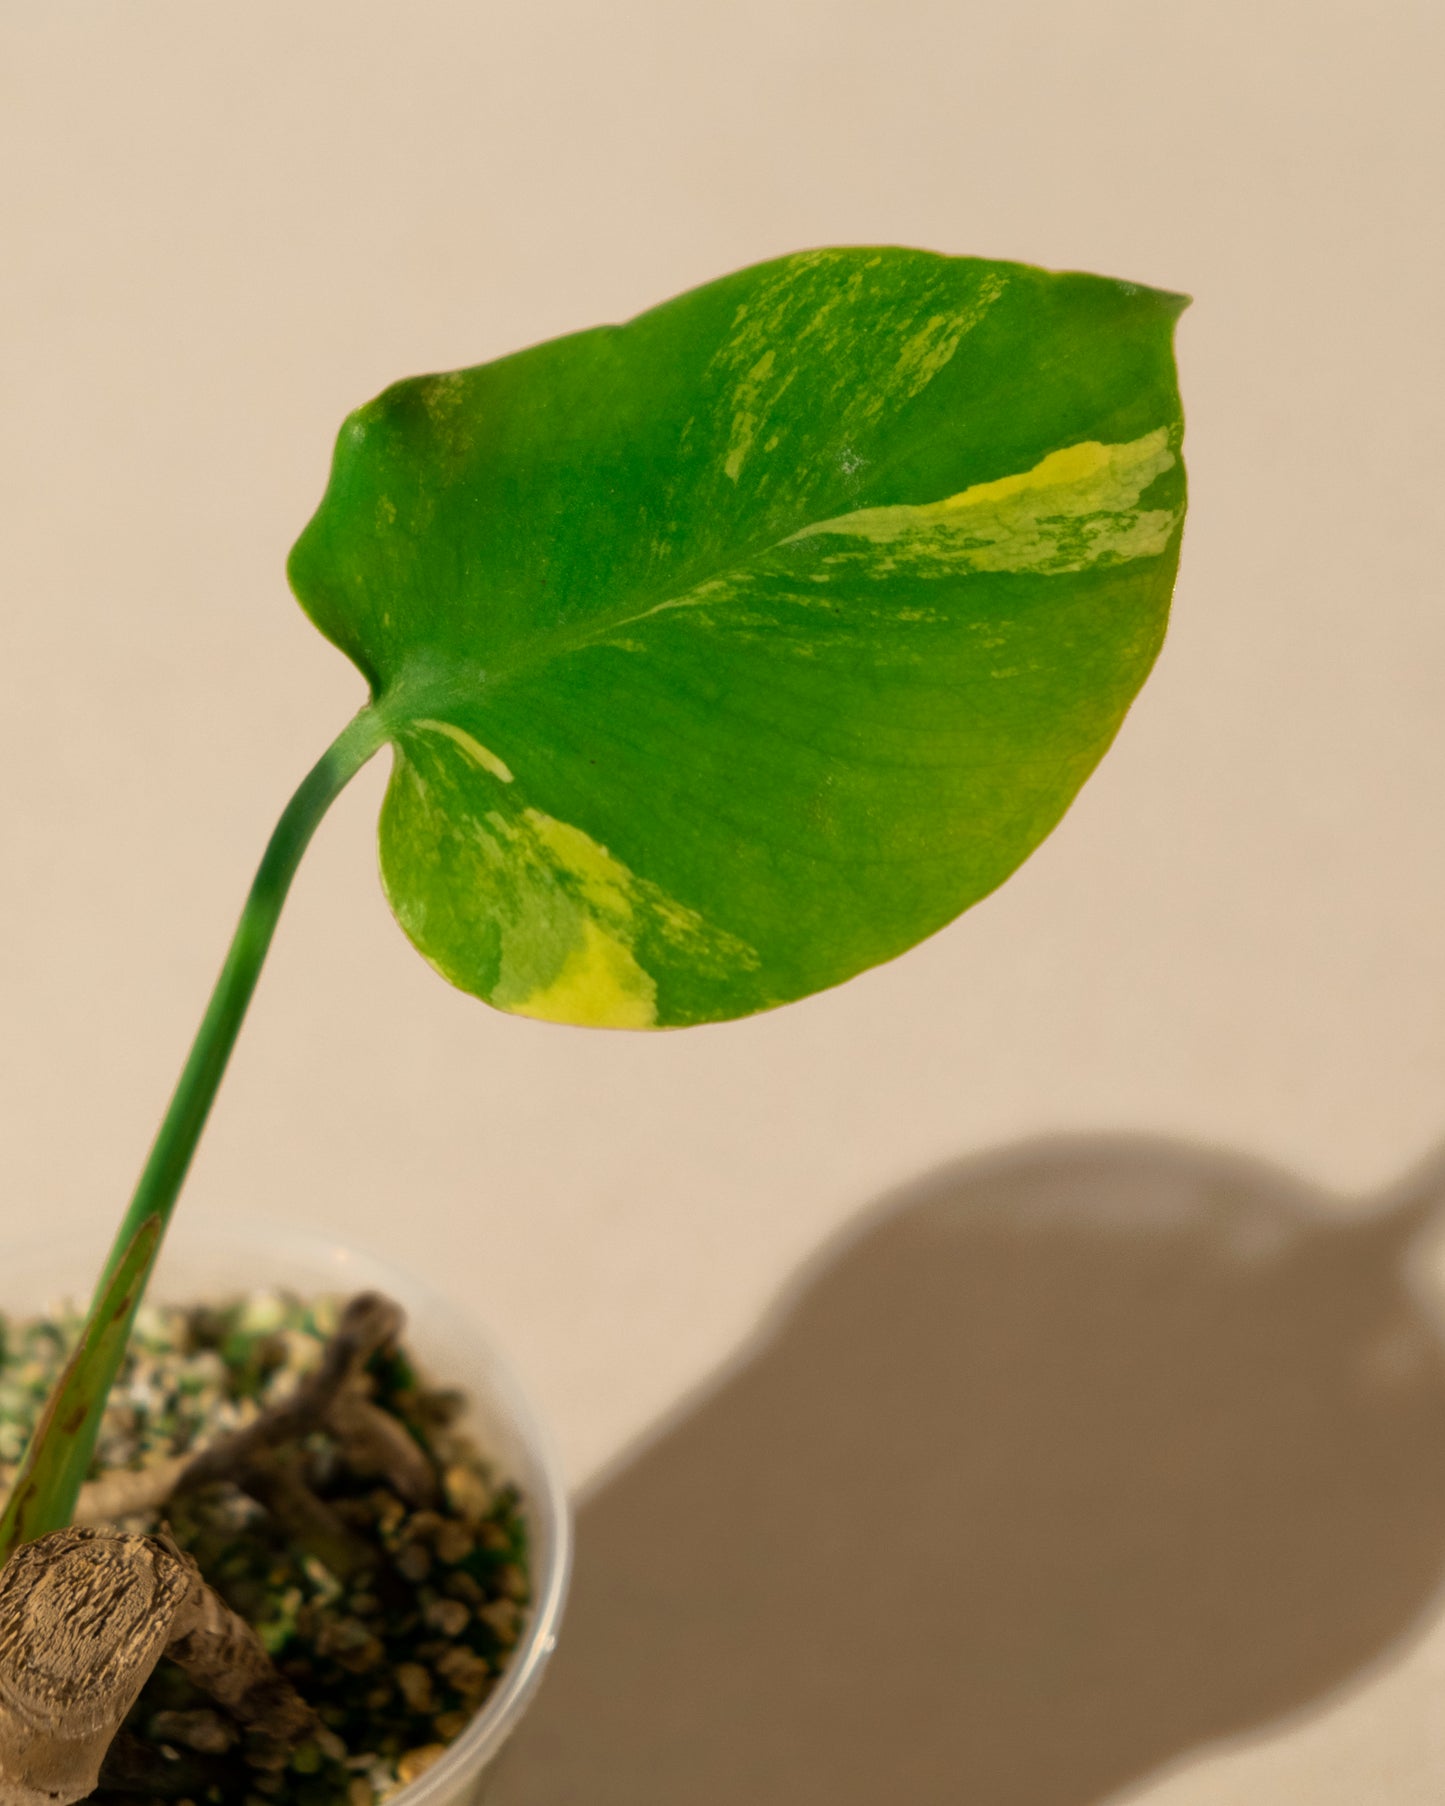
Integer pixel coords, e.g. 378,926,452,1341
374,397,1122,732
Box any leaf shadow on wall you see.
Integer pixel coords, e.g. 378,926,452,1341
491,1136,1445,1806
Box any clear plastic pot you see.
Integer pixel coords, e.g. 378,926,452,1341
0,1219,572,1806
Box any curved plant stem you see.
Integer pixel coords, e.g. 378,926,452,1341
96,705,387,1290
0,705,389,1555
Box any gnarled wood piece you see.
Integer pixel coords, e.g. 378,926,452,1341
0,1527,311,1806
327,1380,436,1507
160,1532,312,1769
71,1460,188,1530
236,1453,375,1583
178,1291,404,1490
72,1291,436,1527
0,1529,188,1806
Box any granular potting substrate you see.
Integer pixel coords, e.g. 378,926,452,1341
0,1293,531,1805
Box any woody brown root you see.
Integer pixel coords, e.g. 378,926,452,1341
235,1452,375,1584
326,1380,437,1506
179,1292,419,1493
159,1533,314,1769
73,1292,437,1531
72,1460,189,1530
196,1293,436,1580
0,1527,312,1806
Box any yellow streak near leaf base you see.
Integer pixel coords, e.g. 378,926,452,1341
412,718,515,783
392,713,762,1031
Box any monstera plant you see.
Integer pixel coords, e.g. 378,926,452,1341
0,244,1185,1773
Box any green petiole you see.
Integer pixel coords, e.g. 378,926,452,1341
0,705,388,1561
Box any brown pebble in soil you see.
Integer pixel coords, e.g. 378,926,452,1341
395,1744,448,1785
442,1570,486,1607
443,1465,492,1523
433,1646,491,1698
370,1491,406,1538
432,1522,473,1565
422,1597,470,1638
394,1543,432,1583
431,1711,469,1741
393,1663,435,1714
478,1599,521,1646
313,1617,385,1674
401,1387,463,1431
497,1562,529,1602
149,1707,238,1754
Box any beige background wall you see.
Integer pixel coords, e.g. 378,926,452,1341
2,3,1443,1800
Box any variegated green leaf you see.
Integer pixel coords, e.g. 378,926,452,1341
288,248,1186,1027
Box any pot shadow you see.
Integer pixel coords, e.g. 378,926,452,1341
491,1135,1445,1806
